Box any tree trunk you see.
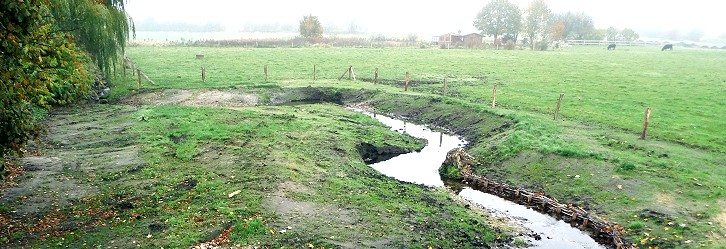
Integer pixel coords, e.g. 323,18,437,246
494,34,499,49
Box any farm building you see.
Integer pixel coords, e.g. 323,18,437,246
463,33,483,48
432,33,484,48
433,33,463,48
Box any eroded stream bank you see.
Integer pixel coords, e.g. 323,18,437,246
356,109,607,249
2,98,513,248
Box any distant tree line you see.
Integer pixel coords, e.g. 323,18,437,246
241,22,297,33
474,0,641,50
136,19,225,32
606,27,640,42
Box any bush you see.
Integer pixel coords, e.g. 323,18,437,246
504,40,516,50
536,41,549,51
438,163,463,180
1,1,94,161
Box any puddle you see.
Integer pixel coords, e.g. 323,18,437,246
355,109,606,249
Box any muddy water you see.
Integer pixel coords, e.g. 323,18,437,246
356,110,606,249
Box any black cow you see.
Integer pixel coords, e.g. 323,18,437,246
607,44,616,50
662,44,673,51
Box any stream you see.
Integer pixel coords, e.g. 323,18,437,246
356,110,606,249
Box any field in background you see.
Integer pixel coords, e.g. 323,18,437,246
126,46,726,153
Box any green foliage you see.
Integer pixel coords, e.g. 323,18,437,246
620,28,640,41
1,0,132,167
606,27,639,41
607,27,620,41
474,0,521,47
438,163,463,180
299,14,323,40
0,0,94,160
551,11,595,40
50,0,134,78
523,0,551,50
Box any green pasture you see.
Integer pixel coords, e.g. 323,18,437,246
121,45,726,248
3,103,503,248
126,46,726,153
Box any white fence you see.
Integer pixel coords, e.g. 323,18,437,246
566,40,662,46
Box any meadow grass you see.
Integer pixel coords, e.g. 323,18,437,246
120,45,726,247
126,46,726,153
12,103,501,248
6,46,688,248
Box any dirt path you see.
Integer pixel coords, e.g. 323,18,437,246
123,89,259,107
0,105,144,242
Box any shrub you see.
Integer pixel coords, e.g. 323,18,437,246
438,163,463,180
536,41,549,51
504,40,516,50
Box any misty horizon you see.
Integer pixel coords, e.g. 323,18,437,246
126,0,726,41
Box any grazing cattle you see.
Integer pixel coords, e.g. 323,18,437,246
607,44,616,50
662,44,673,51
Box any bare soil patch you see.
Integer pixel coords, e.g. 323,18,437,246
264,181,377,248
0,105,143,242
123,89,259,107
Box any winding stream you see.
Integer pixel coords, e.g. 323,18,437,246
356,110,606,249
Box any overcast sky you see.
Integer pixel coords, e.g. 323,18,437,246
125,0,725,38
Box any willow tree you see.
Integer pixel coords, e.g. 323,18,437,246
51,0,134,77
2,0,133,171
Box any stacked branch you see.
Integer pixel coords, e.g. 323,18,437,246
444,148,633,249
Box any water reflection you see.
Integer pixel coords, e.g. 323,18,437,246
354,109,605,249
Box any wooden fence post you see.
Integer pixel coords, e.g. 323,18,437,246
201,66,206,82
264,65,268,82
349,66,356,80
313,64,316,80
338,67,350,80
137,69,141,89
405,72,410,91
443,77,447,96
492,84,497,108
374,68,379,84
554,93,564,120
641,108,652,139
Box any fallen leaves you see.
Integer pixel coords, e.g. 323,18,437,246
193,226,233,249
1,159,24,188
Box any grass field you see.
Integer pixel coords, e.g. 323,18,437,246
2,45,724,248
123,45,726,248
126,46,726,153
1,101,509,248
